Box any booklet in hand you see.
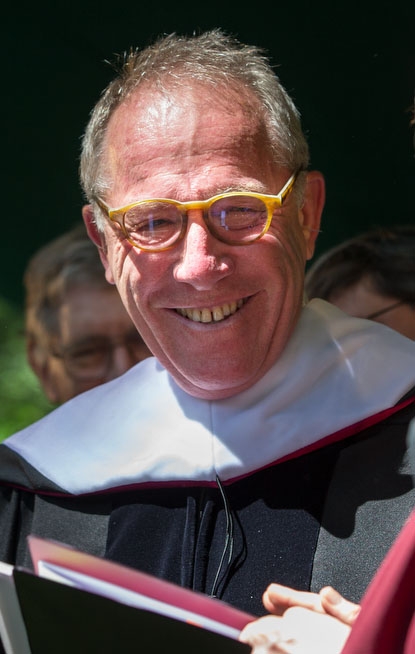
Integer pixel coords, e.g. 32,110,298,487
0,535,254,654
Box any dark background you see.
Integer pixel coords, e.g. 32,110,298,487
3,0,415,309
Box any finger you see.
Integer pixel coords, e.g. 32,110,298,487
283,607,352,653
262,583,324,615
240,609,351,654
239,615,285,650
319,586,361,626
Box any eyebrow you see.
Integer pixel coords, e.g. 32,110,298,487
215,184,269,195
62,338,111,351
112,183,272,208
165,185,270,202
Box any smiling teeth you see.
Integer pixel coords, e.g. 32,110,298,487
177,299,244,323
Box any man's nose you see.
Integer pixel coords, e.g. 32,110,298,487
173,211,234,289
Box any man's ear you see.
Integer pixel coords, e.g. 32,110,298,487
82,204,115,284
298,171,326,260
26,335,59,404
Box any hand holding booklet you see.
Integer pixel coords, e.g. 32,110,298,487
0,535,254,653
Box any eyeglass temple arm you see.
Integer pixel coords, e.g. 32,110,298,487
91,196,110,216
279,170,300,203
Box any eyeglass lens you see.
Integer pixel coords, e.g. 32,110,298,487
59,333,149,380
366,300,406,321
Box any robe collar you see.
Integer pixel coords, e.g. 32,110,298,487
5,300,415,495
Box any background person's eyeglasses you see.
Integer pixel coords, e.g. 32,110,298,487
365,300,406,320
51,333,150,381
93,171,298,252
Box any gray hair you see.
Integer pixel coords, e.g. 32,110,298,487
80,29,309,223
24,224,110,342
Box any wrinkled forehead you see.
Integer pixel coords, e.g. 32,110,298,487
101,81,272,196
109,77,262,126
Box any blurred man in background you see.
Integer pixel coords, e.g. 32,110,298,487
305,225,415,340
24,223,152,403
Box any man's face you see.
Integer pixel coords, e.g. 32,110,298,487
38,285,152,403
85,85,324,399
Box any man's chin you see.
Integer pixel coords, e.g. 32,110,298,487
168,366,260,400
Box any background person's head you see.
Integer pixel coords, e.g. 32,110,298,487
80,30,325,400
24,223,152,404
305,225,415,340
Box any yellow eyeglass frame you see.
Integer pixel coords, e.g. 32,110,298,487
93,170,298,252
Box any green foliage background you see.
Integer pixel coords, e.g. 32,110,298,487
0,298,53,441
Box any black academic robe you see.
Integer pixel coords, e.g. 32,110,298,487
2,300,415,639
0,393,414,617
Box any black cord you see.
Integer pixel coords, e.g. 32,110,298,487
210,474,234,598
